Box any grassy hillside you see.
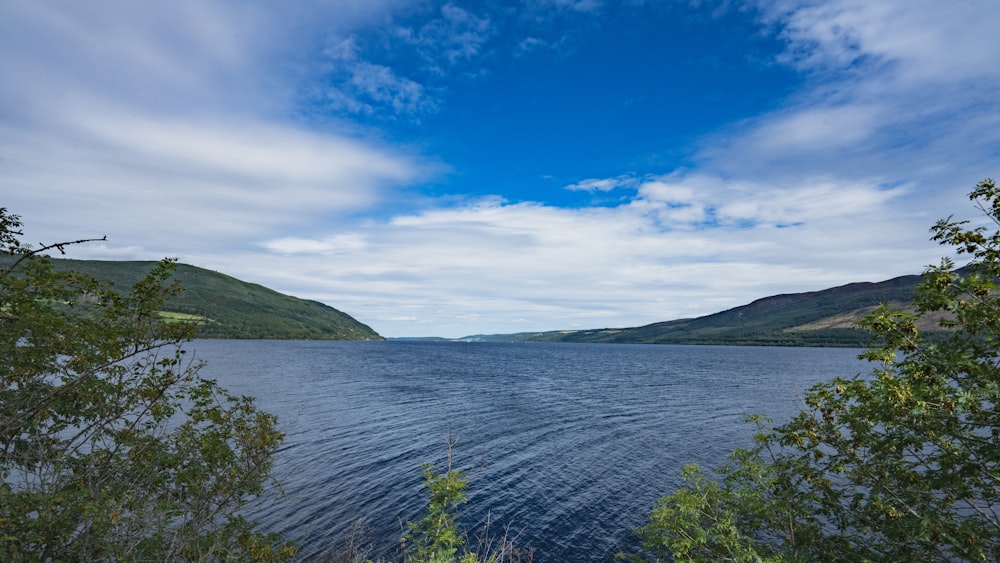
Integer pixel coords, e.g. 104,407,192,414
46,259,382,340
465,272,945,347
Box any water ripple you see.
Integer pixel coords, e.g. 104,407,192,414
194,340,869,562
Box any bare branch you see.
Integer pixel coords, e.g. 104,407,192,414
4,235,107,273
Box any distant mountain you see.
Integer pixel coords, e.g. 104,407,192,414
463,272,943,347
46,259,382,340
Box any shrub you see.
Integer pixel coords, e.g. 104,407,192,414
629,179,1000,561
0,209,293,561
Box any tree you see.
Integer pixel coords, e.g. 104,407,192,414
0,209,293,561
402,439,533,563
630,179,1000,562
404,459,471,563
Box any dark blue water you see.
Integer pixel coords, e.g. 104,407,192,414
192,340,870,562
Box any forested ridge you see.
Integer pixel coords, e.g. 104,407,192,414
464,271,941,347
35,258,382,340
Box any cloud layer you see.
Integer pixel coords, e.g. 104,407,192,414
2,0,998,337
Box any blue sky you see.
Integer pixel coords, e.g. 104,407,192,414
2,0,999,338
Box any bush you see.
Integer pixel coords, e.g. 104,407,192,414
0,209,293,561
402,440,533,563
629,179,1000,561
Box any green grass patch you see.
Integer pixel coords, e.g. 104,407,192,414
159,311,214,324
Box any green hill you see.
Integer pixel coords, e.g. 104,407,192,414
463,272,945,347
45,259,382,340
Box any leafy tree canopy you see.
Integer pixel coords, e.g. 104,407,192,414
629,179,1000,562
0,209,294,561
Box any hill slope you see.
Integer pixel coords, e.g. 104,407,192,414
465,272,940,347
48,259,382,340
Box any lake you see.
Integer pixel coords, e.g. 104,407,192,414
192,340,871,562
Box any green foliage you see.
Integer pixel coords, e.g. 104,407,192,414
402,445,532,563
404,460,471,563
624,416,823,563
0,209,294,561
37,258,382,340
630,179,1000,561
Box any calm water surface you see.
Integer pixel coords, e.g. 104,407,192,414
193,340,870,562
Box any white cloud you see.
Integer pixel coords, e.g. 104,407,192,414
235,175,936,337
403,3,493,68
767,0,1000,84
516,37,549,55
321,2,494,117
742,105,882,154
525,0,605,15
348,62,437,116
695,0,1000,214
261,235,369,255
636,181,696,204
3,0,996,340
565,175,639,192
0,2,258,112
2,110,421,257
0,1,426,259
322,38,439,118
631,174,908,229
